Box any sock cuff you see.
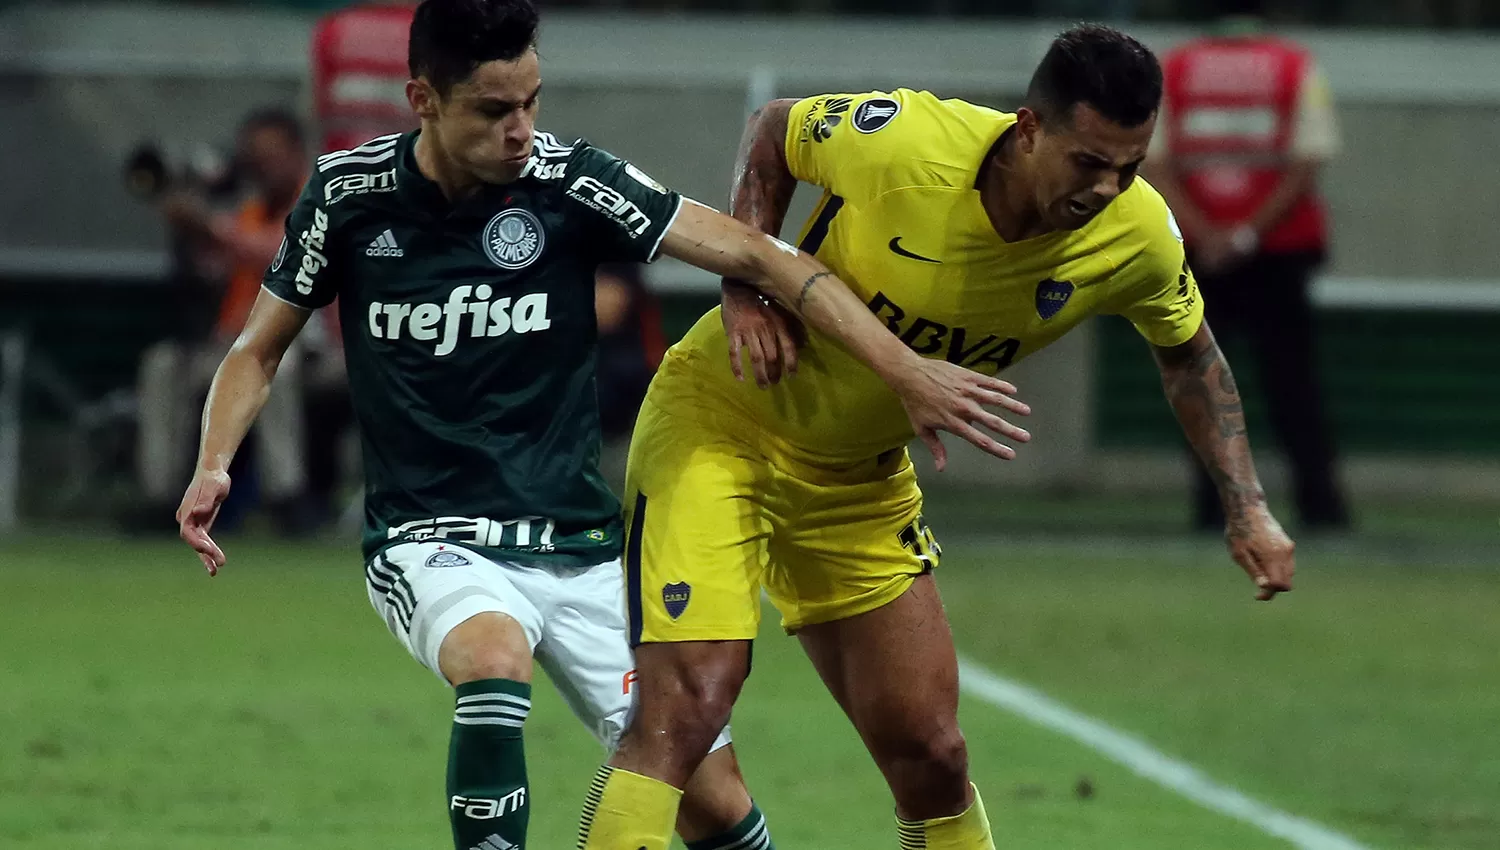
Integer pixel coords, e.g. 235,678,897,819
896,785,989,850
455,678,532,701
686,802,770,850
454,679,532,731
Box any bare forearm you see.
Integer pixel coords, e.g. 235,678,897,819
724,100,798,297
1154,326,1265,524
195,345,278,475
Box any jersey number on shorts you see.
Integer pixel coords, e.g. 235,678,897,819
897,515,941,569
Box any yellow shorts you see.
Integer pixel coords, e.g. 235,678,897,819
623,396,941,645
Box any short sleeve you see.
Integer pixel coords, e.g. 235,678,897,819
1110,194,1205,348
562,143,684,264
262,175,341,310
784,90,912,197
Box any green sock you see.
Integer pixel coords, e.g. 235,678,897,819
448,679,532,850
686,803,775,850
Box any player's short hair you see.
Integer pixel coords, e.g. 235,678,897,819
409,0,540,97
239,107,305,147
1024,24,1163,129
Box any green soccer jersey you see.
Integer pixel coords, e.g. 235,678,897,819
262,130,683,567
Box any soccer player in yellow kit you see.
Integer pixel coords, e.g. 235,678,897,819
577,25,1296,850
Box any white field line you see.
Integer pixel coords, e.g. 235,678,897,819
956,656,1374,850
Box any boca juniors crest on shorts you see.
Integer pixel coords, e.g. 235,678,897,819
1035,278,1074,320
662,582,692,619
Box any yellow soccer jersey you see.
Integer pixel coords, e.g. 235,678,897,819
652,88,1203,466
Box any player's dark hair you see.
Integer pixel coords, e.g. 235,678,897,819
409,0,540,97
239,106,304,147
1024,24,1162,129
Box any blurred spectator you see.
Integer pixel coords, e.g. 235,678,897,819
1148,0,1351,532
595,262,667,439
133,107,340,533
593,263,667,489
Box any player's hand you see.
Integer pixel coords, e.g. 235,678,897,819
722,279,805,388
177,467,231,576
891,358,1032,471
1225,504,1295,601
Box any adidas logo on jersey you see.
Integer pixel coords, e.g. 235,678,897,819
469,835,517,850
366,229,404,258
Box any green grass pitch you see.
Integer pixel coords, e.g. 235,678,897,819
2,527,1497,849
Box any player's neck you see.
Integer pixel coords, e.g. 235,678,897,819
979,133,1055,243
413,126,483,202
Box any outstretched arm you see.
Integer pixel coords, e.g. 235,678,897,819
659,200,1031,469
1152,321,1295,600
177,291,310,574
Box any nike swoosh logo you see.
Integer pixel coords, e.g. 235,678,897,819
889,237,940,263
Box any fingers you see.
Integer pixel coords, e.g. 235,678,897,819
918,428,947,472
949,420,1018,462
971,410,1031,444
728,332,746,382
774,317,799,377
745,332,772,389
181,522,225,576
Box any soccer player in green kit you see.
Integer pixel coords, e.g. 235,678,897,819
175,2,1027,849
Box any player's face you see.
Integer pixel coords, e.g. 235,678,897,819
1023,103,1154,230
427,49,542,184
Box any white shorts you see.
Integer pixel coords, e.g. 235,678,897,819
365,540,731,753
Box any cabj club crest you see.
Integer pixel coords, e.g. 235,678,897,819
662,582,692,619
1035,278,1074,320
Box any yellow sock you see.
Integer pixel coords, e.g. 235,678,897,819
576,765,683,850
896,784,994,850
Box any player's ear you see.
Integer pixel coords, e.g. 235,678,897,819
1015,107,1041,154
407,78,440,121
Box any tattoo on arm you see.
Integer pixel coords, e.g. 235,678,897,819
728,100,797,237
1155,328,1262,526
797,271,831,312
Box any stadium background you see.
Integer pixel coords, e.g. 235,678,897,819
1,2,1496,849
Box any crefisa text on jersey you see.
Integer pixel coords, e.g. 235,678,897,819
368,284,553,356
294,207,331,295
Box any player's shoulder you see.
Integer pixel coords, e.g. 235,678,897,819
519,130,584,183
310,132,406,211
792,88,1012,192
1097,179,1187,274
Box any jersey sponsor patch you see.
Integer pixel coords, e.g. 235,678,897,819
324,167,398,204
1035,279,1075,320
425,549,472,569
566,176,655,239
624,162,669,194
799,95,853,143
1166,206,1184,242
853,97,901,133
482,208,546,270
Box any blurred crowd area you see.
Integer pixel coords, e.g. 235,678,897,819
24,0,1495,28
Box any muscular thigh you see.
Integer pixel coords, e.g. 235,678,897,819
796,573,960,745
624,398,772,646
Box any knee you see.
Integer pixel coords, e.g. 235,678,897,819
874,722,971,795
630,645,746,756
439,614,533,686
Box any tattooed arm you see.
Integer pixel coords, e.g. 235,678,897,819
1152,321,1296,600
718,98,807,387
